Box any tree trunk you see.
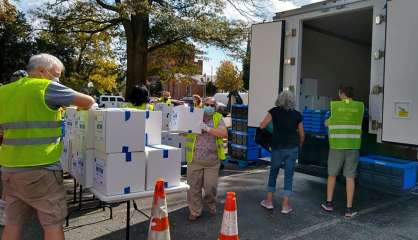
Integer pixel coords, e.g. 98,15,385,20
123,14,149,101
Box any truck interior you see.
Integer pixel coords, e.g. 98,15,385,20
298,8,374,175
300,8,373,107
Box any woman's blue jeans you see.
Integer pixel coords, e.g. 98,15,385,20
267,147,299,197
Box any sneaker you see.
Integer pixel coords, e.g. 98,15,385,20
345,208,358,219
260,200,274,210
281,207,293,214
321,201,334,212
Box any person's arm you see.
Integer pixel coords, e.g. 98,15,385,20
207,126,228,138
298,122,305,147
73,92,95,110
259,113,272,129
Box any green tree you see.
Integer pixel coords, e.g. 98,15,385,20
242,37,250,90
36,0,248,101
35,21,121,93
215,60,243,92
148,41,201,85
0,4,33,83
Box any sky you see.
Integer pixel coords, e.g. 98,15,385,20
14,0,325,75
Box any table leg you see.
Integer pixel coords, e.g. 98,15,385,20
78,185,83,210
73,178,77,203
126,201,131,240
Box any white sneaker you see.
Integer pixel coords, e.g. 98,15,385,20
281,207,293,214
260,200,274,210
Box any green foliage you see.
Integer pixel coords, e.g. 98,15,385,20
35,0,249,95
215,60,243,92
35,16,121,94
242,38,251,90
148,41,201,84
0,9,33,83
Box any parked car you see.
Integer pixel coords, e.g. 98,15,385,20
98,95,125,108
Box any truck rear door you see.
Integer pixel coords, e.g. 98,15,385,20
382,0,418,145
248,21,283,127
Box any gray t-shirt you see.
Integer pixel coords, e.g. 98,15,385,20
2,81,76,172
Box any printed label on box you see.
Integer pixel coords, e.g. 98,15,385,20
94,160,105,185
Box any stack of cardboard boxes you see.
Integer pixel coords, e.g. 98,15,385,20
60,103,204,197
299,78,331,110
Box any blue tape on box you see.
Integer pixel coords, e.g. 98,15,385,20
163,149,169,158
190,106,194,113
122,146,129,153
188,130,192,133
164,182,168,188
145,133,148,146
146,111,150,119
124,111,131,121
124,187,131,194
125,152,132,162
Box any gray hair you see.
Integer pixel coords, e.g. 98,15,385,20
275,90,296,110
27,54,65,73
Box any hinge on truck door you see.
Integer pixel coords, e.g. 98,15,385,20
371,85,384,95
371,120,383,130
286,29,297,37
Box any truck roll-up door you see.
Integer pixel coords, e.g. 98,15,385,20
248,21,283,127
382,0,418,145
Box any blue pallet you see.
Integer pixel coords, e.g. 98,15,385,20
231,104,248,120
230,130,257,147
359,155,418,191
229,143,259,161
259,147,271,158
232,118,248,132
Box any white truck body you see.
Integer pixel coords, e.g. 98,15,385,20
248,0,418,148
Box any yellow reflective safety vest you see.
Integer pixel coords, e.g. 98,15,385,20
327,99,365,150
157,97,172,105
0,77,63,167
124,102,154,111
185,112,226,164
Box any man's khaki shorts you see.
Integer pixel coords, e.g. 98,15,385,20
328,149,359,178
2,169,67,228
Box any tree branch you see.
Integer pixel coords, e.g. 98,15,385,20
148,36,188,53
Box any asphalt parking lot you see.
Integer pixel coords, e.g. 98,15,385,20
2,163,418,240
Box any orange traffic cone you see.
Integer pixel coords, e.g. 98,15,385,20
148,179,170,240
218,192,239,240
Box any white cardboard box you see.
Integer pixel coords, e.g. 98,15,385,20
64,107,77,141
145,110,162,146
93,150,146,196
95,108,146,153
61,139,72,172
154,104,174,130
165,133,187,164
300,78,318,96
145,145,181,191
169,105,204,134
76,110,96,150
76,150,95,188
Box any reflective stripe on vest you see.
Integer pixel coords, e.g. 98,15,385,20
327,100,364,150
0,77,63,167
185,112,226,164
2,136,61,145
0,121,62,129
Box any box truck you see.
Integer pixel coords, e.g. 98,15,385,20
248,0,418,176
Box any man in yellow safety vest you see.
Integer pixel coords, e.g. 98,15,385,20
0,54,95,240
321,86,364,219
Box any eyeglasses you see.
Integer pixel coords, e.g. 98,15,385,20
205,104,216,107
